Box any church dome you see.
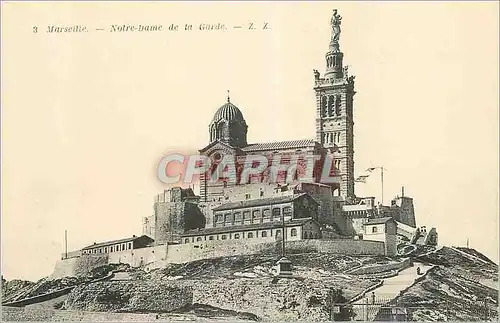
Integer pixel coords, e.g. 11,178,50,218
211,101,245,124
208,96,248,148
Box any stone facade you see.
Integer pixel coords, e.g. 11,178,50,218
313,33,356,202
152,187,205,244
362,217,398,256
390,195,416,228
81,235,154,255
181,218,321,244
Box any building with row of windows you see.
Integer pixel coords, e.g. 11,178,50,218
81,235,154,255
181,218,321,244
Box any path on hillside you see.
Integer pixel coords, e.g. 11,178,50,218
450,247,489,265
352,263,434,321
419,245,444,258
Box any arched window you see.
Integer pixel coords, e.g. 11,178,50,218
261,231,268,238
372,227,378,233
221,235,227,240
328,96,334,116
217,122,225,139
272,208,281,220
275,230,282,238
247,232,254,238
308,232,314,239
321,96,327,117
291,228,298,237
196,237,203,242
252,209,261,221
184,238,189,244
234,233,240,239
335,96,341,116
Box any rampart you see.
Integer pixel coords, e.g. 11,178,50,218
51,239,386,276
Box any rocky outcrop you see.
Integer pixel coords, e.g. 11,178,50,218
63,281,192,313
2,279,35,302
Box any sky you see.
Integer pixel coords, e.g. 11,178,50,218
1,2,499,281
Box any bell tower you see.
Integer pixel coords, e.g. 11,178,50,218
314,9,356,202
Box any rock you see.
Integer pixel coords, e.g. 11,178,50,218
63,281,192,313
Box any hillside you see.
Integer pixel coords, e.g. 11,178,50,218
2,246,498,321
383,246,498,321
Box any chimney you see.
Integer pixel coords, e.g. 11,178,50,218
401,186,405,197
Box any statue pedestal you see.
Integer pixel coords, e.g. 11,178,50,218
276,257,292,277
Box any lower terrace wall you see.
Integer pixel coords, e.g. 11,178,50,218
165,239,386,264
286,240,386,256
107,245,168,267
50,239,385,277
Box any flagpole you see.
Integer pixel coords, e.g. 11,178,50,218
381,166,384,205
64,230,68,259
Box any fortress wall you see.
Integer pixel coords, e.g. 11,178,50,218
50,257,80,279
60,250,82,260
73,254,109,276
107,245,168,267
166,239,280,263
51,254,109,278
165,238,386,264
50,239,385,278
285,240,385,256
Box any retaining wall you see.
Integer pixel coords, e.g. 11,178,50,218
50,238,386,276
349,258,411,275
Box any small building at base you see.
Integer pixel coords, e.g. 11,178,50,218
362,217,398,256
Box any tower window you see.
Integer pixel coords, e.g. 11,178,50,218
328,95,334,116
321,96,327,117
335,96,341,116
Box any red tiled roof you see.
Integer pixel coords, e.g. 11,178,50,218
241,139,317,152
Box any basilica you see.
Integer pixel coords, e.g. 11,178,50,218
143,9,371,247
57,11,434,273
